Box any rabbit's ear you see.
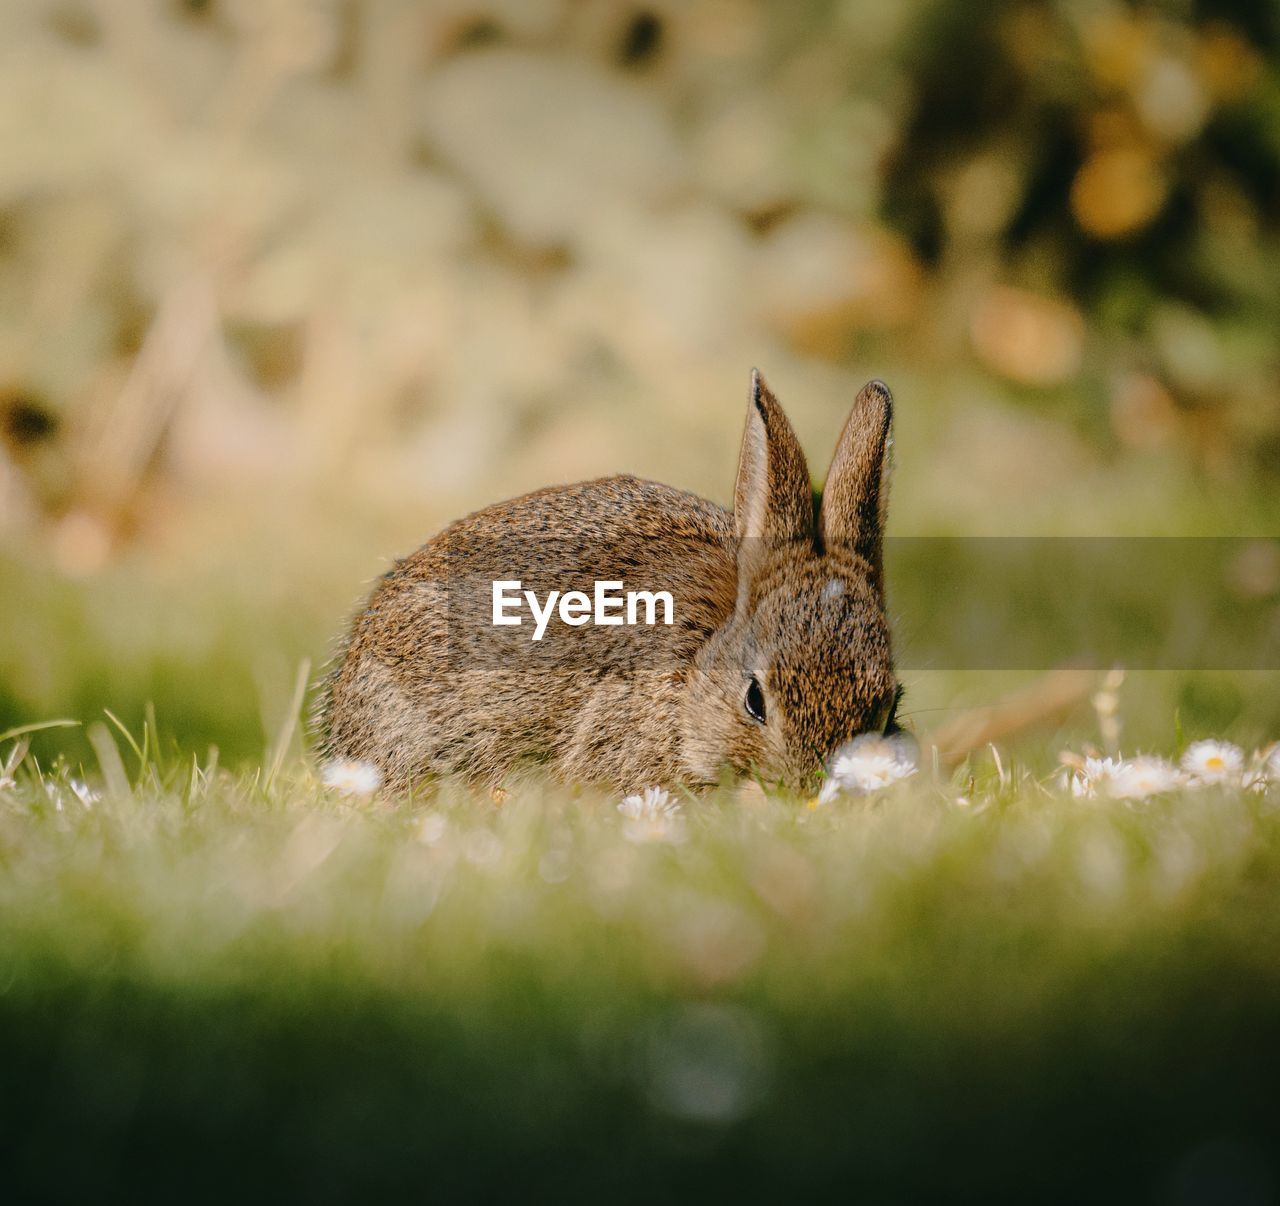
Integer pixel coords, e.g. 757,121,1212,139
818,379,893,588
734,369,813,545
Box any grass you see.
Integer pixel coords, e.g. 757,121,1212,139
2,722,1279,1203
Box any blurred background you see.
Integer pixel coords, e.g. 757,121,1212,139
1,0,1278,769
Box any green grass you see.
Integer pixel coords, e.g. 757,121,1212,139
2,728,1279,1204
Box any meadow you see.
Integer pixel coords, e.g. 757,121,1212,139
2,709,1279,1202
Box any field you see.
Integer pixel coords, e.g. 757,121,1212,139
2,716,1279,1203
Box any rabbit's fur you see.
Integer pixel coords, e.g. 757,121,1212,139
319,372,898,794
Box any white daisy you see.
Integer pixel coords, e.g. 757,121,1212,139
618,786,686,844
1180,740,1245,786
819,732,918,802
1106,756,1184,800
0,742,22,793
67,778,99,808
1067,755,1120,799
320,758,383,796
817,777,844,805
1242,744,1279,794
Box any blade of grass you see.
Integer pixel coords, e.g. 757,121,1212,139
2,738,30,776
265,657,312,788
141,700,158,772
0,719,80,745
88,722,131,797
103,708,144,767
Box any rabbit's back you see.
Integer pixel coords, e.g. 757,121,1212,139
321,475,737,787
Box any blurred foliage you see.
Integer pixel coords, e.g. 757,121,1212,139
0,0,1278,757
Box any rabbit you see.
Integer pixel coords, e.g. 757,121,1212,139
317,370,900,794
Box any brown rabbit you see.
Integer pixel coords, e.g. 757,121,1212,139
318,371,899,794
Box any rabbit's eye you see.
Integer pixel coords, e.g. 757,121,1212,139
744,676,767,724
